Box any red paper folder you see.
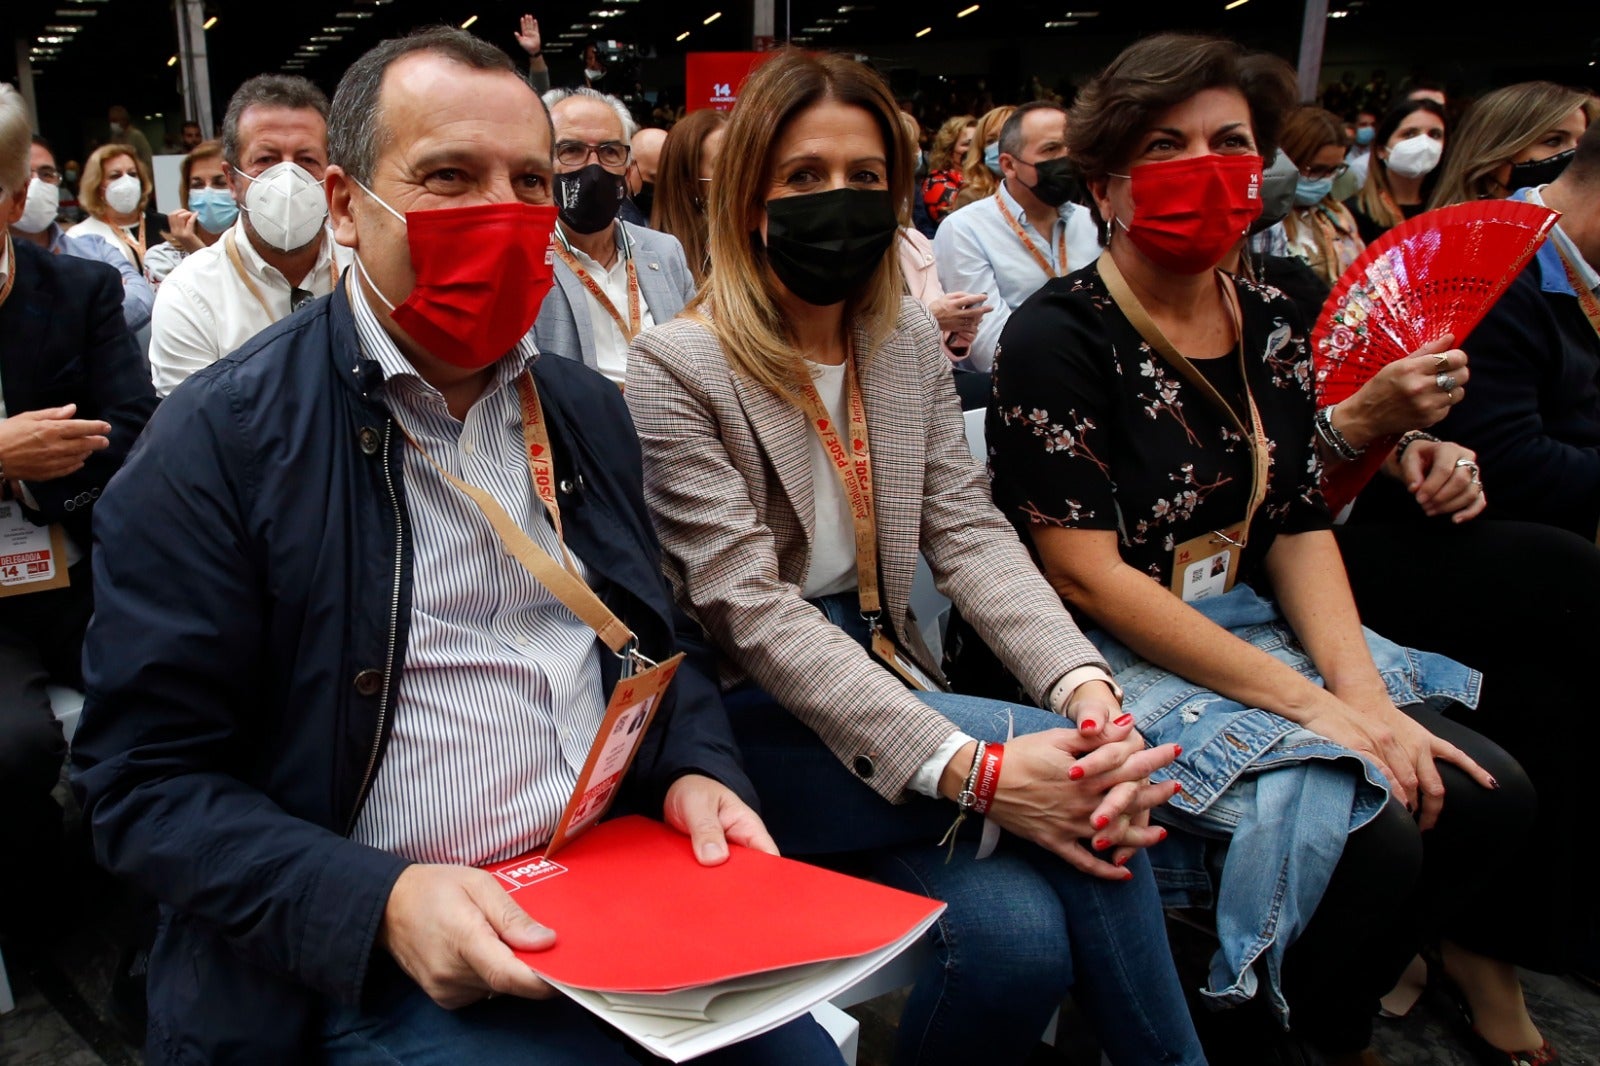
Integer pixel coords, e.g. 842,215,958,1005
483,815,943,992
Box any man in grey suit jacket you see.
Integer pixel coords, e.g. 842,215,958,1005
533,87,695,384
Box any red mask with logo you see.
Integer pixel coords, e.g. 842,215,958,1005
357,187,559,369
1113,154,1264,275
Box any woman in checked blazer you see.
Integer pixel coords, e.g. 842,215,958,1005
624,49,1204,1066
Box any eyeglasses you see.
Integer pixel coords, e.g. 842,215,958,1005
555,140,630,169
32,165,61,184
1300,162,1349,182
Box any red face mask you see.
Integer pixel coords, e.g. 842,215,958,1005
1113,153,1264,275
356,186,558,369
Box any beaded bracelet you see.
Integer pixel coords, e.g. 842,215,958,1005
1394,430,1440,462
1314,404,1364,461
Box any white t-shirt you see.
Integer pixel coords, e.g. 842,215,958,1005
799,360,858,598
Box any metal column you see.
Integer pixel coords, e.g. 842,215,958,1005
1297,0,1330,103
174,0,215,135
753,0,775,50
12,41,40,131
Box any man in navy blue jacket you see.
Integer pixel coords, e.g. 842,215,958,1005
0,84,157,943
71,29,835,1066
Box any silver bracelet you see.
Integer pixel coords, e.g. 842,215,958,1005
1314,404,1364,461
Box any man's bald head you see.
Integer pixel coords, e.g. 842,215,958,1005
631,127,667,184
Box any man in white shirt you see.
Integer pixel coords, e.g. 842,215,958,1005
933,102,1100,372
532,87,695,386
148,75,352,396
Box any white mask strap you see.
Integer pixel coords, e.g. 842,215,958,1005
352,177,406,224
352,252,397,313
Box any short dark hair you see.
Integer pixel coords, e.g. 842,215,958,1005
31,134,53,155
329,26,523,184
997,101,1066,160
182,120,202,131
221,74,329,167
1067,33,1298,183
1564,116,1600,185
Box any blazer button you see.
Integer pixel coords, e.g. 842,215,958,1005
353,669,384,697
559,478,575,494
853,755,876,779
64,499,76,512
358,427,381,455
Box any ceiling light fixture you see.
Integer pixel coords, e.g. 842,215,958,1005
167,55,178,66
1224,0,1248,8
460,14,478,28
915,25,931,36
203,15,217,28
958,4,979,15
677,30,690,40
703,11,722,24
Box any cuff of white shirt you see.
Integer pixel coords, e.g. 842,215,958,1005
908,730,977,799
1048,666,1122,719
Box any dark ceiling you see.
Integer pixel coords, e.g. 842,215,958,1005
4,0,1597,154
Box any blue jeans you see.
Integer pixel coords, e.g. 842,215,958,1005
323,957,842,1064
720,594,1206,1066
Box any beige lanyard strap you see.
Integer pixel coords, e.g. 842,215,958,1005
553,228,642,343
345,281,637,657
114,216,146,267
995,194,1068,279
1554,245,1600,341
790,357,883,617
226,230,341,319
1099,252,1270,546
0,232,15,311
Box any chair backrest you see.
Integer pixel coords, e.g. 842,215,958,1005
962,407,986,463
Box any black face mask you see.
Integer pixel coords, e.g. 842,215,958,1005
632,180,655,221
1507,148,1575,192
1023,156,1084,208
556,163,627,234
757,188,899,307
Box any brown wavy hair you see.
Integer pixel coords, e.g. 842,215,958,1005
651,109,728,285
951,105,1014,209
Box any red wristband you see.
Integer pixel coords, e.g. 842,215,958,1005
969,742,1004,815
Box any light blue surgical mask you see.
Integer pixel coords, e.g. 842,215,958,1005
1294,176,1333,206
1354,126,1375,146
983,142,1001,171
189,187,239,233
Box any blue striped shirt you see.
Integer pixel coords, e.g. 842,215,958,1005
348,283,607,866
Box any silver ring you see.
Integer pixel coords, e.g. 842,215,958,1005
1436,372,1459,392
1456,457,1481,484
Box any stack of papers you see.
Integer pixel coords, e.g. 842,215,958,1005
484,815,944,1061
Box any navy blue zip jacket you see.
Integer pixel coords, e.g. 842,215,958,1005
70,282,756,1064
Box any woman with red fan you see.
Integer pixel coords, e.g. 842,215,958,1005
987,32,1557,1066
1281,107,1368,287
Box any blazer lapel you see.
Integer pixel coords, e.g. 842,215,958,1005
550,260,598,370
634,249,685,325
0,253,52,414
731,370,815,576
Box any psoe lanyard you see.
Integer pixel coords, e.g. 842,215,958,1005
1098,252,1270,545
226,229,341,320
553,226,642,343
1554,245,1600,342
995,194,1068,280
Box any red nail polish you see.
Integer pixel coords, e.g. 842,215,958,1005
1122,869,1135,881
1114,714,1134,728
1093,838,1110,850
1068,765,1084,780
1092,814,1110,830
1172,745,1183,757
1156,827,1168,842
1114,853,1130,867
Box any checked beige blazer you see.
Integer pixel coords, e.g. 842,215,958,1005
625,296,1108,801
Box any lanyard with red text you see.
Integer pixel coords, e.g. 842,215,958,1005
553,226,641,342
995,194,1068,279
792,360,946,691
0,232,15,311
1554,245,1600,342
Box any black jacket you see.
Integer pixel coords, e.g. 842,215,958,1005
71,280,754,1063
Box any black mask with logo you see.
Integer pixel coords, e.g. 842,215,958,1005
556,163,628,234
1023,156,1085,208
1507,148,1576,192
757,188,900,307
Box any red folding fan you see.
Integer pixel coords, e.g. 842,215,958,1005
1311,199,1560,512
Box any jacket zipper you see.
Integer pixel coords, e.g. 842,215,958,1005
345,420,403,836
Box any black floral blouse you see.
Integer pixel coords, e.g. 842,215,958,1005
987,262,1331,593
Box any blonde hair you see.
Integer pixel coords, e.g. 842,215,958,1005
695,48,912,394
928,114,974,173
80,143,150,219
0,84,30,194
952,105,1014,208
180,139,225,209
1428,82,1599,208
